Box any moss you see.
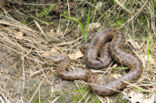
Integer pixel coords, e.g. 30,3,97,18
36,4,56,25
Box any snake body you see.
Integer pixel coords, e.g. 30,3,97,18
56,28,143,96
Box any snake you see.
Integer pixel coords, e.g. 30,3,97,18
54,28,143,96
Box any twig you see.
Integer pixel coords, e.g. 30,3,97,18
51,96,60,103
5,0,52,6
34,20,47,37
28,78,44,103
114,0,131,14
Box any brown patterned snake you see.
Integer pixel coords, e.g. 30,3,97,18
53,28,143,96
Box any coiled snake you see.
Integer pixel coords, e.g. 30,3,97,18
54,28,143,96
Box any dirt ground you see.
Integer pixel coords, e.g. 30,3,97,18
0,0,156,103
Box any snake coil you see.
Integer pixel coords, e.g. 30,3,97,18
56,28,143,96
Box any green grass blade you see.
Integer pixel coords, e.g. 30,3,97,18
133,85,150,93
78,21,86,41
61,14,79,22
114,67,129,70
86,5,91,44
61,14,86,42
147,34,151,67
61,1,91,45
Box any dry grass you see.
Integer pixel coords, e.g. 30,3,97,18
0,0,155,103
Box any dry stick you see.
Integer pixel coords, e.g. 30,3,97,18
0,20,33,32
127,34,146,50
14,6,49,25
146,69,156,74
41,66,52,84
97,96,105,103
0,88,13,102
52,96,60,103
50,79,55,98
13,6,25,16
131,19,135,36
30,68,52,77
122,81,150,93
92,1,98,22
77,0,95,8
0,32,32,57
1,9,28,35
62,0,70,37
148,2,156,36
151,16,156,36
22,56,25,96
39,89,40,103
71,40,82,52
0,18,41,43
99,62,114,80
28,14,49,25
34,20,47,37
1,43,44,64
74,81,84,95
0,31,45,63
97,4,115,23
1,30,34,96
78,91,89,103
52,44,64,54
57,36,83,46
21,49,32,97
7,59,21,73
3,29,44,51
120,0,149,29
6,0,52,6
0,92,11,103
74,81,90,102
28,78,45,103
0,32,21,48
84,97,90,103
114,0,131,14
0,96,5,103
0,42,40,64
140,83,156,87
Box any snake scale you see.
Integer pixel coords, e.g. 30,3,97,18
56,28,143,96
